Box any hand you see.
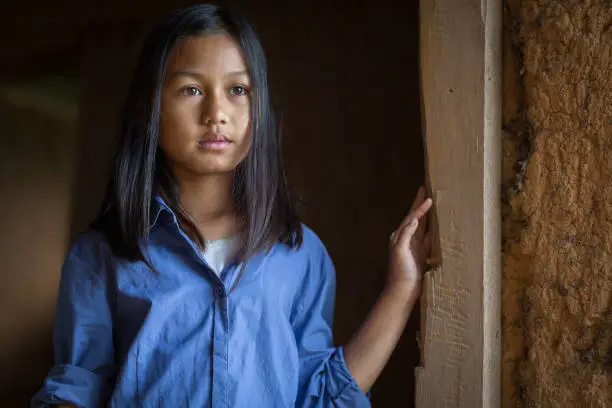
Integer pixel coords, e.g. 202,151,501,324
387,186,433,295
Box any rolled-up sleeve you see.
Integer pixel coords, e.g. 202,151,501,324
293,236,371,408
32,236,115,408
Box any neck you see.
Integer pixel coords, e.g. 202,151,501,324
174,171,241,241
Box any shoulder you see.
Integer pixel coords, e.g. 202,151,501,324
278,223,331,262
299,224,327,253
62,229,116,279
277,223,335,283
285,225,337,321
56,230,117,309
68,229,112,260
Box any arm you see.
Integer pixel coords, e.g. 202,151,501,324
343,284,420,393
294,188,432,406
344,186,433,392
31,234,115,408
293,230,371,408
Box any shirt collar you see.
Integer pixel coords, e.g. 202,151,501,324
150,195,176,229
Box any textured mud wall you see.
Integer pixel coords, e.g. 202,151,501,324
502,1,611,406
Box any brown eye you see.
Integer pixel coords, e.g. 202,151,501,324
229,85,248,97
181,86,202,96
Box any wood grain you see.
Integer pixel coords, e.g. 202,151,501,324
416,0,501,407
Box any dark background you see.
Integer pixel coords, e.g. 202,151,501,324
0,1,424,406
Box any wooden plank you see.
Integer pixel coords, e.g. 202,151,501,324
416,1,501,407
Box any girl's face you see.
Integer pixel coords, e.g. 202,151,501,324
160,33,251,178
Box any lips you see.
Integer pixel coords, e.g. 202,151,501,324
200,132,230,143
198,132,232,150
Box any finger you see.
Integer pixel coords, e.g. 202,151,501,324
413,198,433,221
394,218,419,249
422,233,441,268
399,197,432,239
389,230,398,247
415,204,429,236
396,189,433,242
409,186,427,213
400,187,425,228
399,198,429,231
414,199,432,240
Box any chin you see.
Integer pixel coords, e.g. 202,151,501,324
166,149,248,178
190,159,242,176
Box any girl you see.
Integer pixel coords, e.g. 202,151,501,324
32,4,432,407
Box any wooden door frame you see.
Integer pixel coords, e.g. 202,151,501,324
416,1,502,407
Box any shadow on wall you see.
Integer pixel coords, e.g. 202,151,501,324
0,77,79,404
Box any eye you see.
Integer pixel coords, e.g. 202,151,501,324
229,85,249,97
180,86,202,96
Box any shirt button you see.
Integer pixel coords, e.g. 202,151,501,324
216,286,226,297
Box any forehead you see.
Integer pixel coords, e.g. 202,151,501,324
167,33,247,74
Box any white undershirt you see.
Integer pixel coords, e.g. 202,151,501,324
202,235,241,276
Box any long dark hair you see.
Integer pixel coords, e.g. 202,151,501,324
93,3,303,269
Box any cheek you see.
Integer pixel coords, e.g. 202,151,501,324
235,105,251,140
159,114,177,155
231,108,252,164
160,101,197,149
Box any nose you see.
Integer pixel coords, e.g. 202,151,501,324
202,93,228,125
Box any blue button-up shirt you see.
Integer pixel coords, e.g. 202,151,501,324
32,198,371,407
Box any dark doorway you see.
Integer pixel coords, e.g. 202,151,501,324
0,1,423,406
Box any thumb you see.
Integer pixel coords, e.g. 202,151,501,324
394,218,419,248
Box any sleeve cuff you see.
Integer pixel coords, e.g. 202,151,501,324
308,347,372,407
31,364,111,408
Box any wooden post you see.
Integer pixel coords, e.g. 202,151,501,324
416,1,501,407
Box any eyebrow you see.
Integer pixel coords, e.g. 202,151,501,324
169,69,249,80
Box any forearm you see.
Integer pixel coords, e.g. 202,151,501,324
343,284,421,393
